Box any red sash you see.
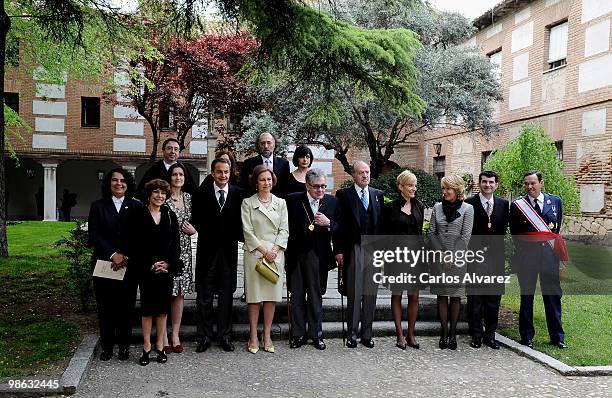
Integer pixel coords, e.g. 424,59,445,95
514,197,568,262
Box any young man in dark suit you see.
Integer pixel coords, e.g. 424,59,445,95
136,138,196,197
335,161,384,348
510,170,567,349
465,170,509,349
239,132,290,197
191,158,244,352
286,169,341,350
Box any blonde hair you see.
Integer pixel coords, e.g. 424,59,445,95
441,174,465,201
396,170,417,186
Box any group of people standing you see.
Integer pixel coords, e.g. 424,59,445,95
88,132,568,367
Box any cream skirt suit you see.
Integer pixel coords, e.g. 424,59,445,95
241,194,289,303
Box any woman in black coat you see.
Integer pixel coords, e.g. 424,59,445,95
88,167,141,361
124,179,181,366
382,170,425,350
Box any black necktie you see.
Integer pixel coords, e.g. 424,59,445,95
218,190,225,207
533,199,542,216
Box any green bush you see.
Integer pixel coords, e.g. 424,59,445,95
484,123,580,215
55,221,93,312
369,168,440,207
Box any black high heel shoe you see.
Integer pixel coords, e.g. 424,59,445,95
448,335,457,350
407,337,420,349
395,338,407,350
155,348,168,363
439,336,448,349
139,349,152,366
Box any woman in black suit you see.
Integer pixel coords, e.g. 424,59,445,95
124,179,181,366
88,167,141,361
382,170,425,350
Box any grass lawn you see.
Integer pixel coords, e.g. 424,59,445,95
0,221,96,379
499,243,612,366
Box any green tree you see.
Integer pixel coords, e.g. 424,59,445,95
1,1,147,257
484,124,580,215
237,1,502,177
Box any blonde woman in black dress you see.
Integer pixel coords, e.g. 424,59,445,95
382,170,425,350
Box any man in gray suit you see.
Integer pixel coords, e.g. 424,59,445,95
335,161,384,348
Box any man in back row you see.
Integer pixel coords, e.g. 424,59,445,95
137,138,196,197
239,132,290,198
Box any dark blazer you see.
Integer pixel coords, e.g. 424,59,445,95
88,196,143,279
382,196,424,236
510,193,562,272
239,155,290,197
137,160,196,197
191,181,244,292
286,192,341,292
122,204,182,275
335,185,384,256
465,194,510,288
465,194,509,236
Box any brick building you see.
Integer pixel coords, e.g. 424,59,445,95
3,63,338,220
395,0,612,235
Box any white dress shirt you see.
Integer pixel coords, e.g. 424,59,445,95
163,160,176,171
479,193,494,214
354,184,369,204
111,196,124,213
307,191,319,215
528,192,545,209
261,155,273,170
214,183,229,206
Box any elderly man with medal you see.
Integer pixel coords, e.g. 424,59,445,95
286,168,341,350
510,170,569,350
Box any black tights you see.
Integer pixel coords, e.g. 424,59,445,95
437,296,461,338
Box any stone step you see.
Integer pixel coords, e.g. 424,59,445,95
133,294,468,325
130,321,470,344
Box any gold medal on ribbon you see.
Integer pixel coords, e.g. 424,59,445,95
308,224,315,231
487,222,492,229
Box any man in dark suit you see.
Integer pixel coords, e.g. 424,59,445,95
465,170,509,350
136,138,196,197
335,161,384,348
239,132,290,197
88,167,143,361
286,169,341,350
191,158,244,352
510,170,567,349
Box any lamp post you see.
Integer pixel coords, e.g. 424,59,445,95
433,142,442,157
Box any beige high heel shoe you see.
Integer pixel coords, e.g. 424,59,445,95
247,338,259,354
263,335,275,353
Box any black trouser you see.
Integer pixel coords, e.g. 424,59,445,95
467,294,501,341
196,252,234,342
93,276,138,351
290,251,324,339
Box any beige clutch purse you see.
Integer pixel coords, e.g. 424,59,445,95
255,258,280,284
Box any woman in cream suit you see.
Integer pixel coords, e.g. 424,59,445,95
241,165,289,354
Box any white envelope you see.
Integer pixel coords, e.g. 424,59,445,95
92,259,126,280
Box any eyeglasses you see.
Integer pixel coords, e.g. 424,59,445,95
309,184,327,190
